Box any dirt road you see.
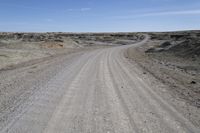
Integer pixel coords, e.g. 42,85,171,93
0,35,199,133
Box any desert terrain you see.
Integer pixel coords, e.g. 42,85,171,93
126,31,200,128
0,31,199,132
0,32,140,70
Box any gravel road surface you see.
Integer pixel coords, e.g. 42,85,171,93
0,35,199,133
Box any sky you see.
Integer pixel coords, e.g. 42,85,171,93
0,0,200,32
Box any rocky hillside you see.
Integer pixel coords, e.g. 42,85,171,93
147,31,200,59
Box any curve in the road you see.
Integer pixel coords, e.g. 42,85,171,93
1,35,200,133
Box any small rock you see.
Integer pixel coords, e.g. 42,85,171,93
160,41,171,48
190,81,196,84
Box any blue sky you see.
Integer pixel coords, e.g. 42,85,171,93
0,0,200,32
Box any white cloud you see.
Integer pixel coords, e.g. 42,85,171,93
114,9,200,19
142,10,200,16
67,9,76,12
80,8,91,11
67,8,91,12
